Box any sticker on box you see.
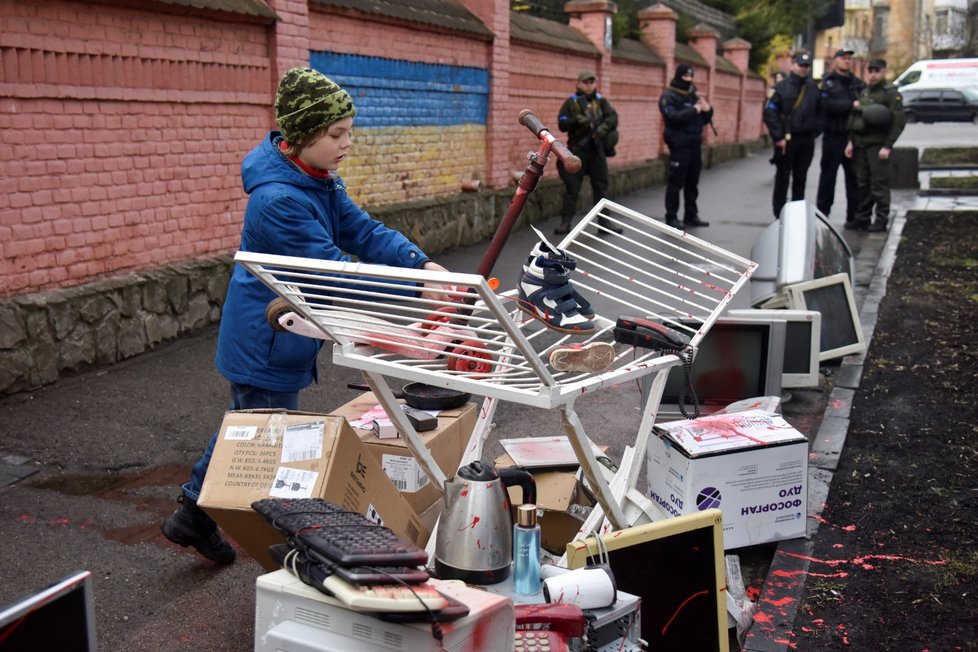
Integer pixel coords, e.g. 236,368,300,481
269,467,319,498
381,454,429,493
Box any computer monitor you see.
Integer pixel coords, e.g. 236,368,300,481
726,309,822,388
750,201,855,307
783,273,865,362
565,510,728,652
0,571,97,652
649,317,786,421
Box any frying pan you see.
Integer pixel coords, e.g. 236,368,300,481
346,382,471,411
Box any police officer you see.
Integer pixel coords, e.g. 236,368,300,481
763,52,824,219
555,70,621,235
659,64,713,229
816,49,865,226
845,59,906,233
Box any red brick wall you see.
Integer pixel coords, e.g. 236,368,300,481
1,0,767,301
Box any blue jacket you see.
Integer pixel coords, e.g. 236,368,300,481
215,132,430,392
659,83,713,148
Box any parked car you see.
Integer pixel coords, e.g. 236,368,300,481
900,87,978,124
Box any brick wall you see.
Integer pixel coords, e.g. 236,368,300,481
0,0,769,395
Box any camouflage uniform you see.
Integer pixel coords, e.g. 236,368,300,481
848,81,905,230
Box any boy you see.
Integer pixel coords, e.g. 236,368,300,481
161,67,450,563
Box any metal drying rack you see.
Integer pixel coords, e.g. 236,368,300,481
236,198,757,556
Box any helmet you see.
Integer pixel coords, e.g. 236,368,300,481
861,103,892,129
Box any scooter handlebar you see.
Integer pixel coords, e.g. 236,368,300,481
518,109,582,173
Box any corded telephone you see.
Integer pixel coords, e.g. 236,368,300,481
514,603,585,652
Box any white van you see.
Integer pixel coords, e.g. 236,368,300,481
894,58,978,92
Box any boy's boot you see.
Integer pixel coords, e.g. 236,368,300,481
161,495,236,564
517,251,595,334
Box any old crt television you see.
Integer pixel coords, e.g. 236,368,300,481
565,510,728,652
726,309,822,388
783,273,865,362
750,200,855,307
648,317,786,421
0,570,97,651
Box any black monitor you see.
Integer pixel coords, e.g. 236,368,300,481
650,317,786,421
0,571,97,652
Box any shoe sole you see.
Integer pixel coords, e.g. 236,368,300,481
549,342,616,372
516,305,596,335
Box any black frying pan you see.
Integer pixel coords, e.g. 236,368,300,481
346,382,470,411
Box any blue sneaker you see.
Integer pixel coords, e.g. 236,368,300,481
525,241,595,319
517,252,595,334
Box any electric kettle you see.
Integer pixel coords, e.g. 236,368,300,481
434,460,536,584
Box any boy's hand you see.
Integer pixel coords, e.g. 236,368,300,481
420,261,453,303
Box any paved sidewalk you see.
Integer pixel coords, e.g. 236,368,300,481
0,129,973,651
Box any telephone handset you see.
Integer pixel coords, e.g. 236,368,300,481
514,603,585,652
614,316,689,352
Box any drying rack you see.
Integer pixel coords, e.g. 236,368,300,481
237,199,757,556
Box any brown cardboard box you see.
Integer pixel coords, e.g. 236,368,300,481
496,452,598,555
198,410,429,571
330,392,477,514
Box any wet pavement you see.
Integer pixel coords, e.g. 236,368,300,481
1,123,975,651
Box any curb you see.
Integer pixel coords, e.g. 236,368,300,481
742,210,907,651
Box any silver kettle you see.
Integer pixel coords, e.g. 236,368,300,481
434,461,536,584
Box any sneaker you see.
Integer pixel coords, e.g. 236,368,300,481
554,220,572,235
867,221,888,233
517,258,595,335
525,240,595,318
161,495,236,564
597,217,623,234
684,217,710,227
548,342,616,373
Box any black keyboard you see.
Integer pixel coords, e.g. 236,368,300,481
252,498,428,567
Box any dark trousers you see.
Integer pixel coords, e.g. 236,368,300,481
816,131,858,221
558,147,608,223
664,144,702,222
771,135,815,219
853,143,891,224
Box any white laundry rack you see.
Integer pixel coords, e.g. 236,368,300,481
235,199,757,548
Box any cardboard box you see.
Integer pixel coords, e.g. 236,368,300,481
496,452,597,555
646,409,808,549
198,410,429,571
330,392,477,514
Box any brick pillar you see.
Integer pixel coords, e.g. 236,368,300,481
722,37,751,143
638,3,675,85
688,23,718,143
722,37,751,73
264,0,311,82
564,0,617,94
459,0,510,188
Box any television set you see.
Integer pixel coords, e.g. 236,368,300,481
564,509,728,651
750,200,855,307
0,571,97,652
782,273,865,362
726,308,822,388
646,317,786,422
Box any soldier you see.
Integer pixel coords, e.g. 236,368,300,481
816,49,866,226
845,59,906,233
659,64,713,229
763,52,824,219
555,70,621,235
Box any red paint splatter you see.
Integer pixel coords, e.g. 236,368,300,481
661,590,709,635
753,611,774,624
763,597,796,607
457,516,480,531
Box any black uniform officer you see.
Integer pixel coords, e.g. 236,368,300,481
763,52,824,219
659,64,713,229
816,49,866,225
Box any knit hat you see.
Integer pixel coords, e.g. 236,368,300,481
673,64,694,82
275,67,356,145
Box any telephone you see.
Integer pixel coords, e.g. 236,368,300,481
614,316,689,352
514,603,585,652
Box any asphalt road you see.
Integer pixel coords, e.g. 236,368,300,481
0,122,973,652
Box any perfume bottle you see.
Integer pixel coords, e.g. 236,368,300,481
513,504,541,595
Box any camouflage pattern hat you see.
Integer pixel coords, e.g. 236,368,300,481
275,67,356,145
